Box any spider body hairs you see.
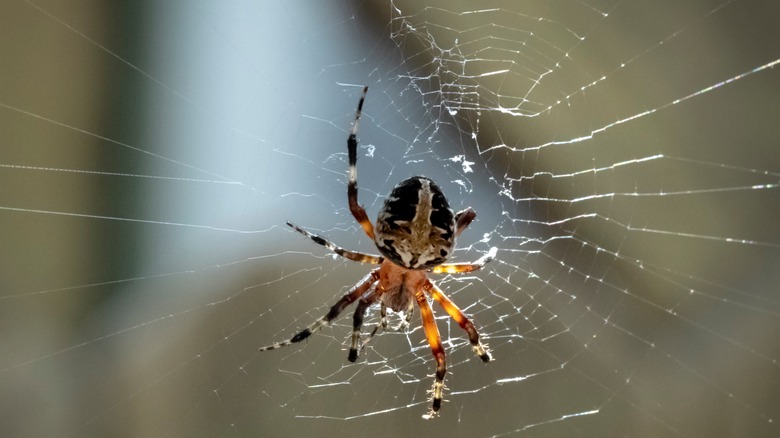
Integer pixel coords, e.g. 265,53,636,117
260,86,497,418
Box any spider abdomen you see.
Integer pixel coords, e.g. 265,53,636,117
374,176,455,269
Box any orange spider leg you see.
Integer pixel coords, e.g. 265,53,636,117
414,287,447,419
430,246,497,274
425,280,491,362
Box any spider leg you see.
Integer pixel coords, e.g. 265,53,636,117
414,287,447,419
430,246,497,274
425,280,491,363
347,86,376,241
259,270,379,353
348,286,382,362
287,222,383,264
453,207,477,238
359,301,386,352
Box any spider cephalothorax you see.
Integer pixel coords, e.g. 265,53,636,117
260,86,497,418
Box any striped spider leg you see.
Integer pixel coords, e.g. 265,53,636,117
285,221,382,265
347,86,375,241
258,270,380,359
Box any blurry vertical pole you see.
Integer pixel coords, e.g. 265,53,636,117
0,2,143,436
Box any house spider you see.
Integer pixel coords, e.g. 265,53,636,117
260,86,497,418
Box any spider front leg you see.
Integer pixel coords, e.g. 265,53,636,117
349,287,381,362
347,86,375,241
259,270,379,353
425,280,492,362
415,287,447,419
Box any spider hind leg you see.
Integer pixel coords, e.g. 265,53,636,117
453,208,477,238
346,86,376,241
286,222,382,264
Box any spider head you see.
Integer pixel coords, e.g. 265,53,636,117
374,176,456,269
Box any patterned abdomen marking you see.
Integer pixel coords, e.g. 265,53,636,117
374,176,455,269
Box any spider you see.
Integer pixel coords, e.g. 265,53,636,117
260,86,497,418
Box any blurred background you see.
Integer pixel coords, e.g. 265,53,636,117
1,0,779,436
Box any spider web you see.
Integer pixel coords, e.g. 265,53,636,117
1,0,779,436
